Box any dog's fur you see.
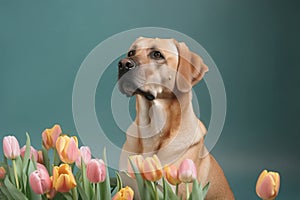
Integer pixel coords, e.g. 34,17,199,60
118,37,234,200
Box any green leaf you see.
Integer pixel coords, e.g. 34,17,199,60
0,184,13,200
76,183,89,200
41,145,51,174
98,148,111,200
202,182,210,197
4,177,28,200
22,133,31,170
115,172,123,191
81,161,92,199
162,178,178,200
60,192,73,200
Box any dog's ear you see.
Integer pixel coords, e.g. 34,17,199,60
174,41,209,93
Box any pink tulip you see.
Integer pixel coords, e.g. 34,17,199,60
75,146,92,168
29,163,52,194
86,159,106,183
256,170,280,200
178,159,197,183
0,167,6,180
3,136,20,159
127,155,144,179
20,145,38,161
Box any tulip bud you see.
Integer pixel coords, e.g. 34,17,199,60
29,163,52,194
128,155,144,179
20,145,38,161
42,124,62,150
86,159,106,183
53,164,77,193
0,167,6,180
56,135,80,164
256,170,280,200
178,159,197,183
143,155,163,182
112,186,134,200
75,146,92,169
3,135,20,159
164,164,181,185
37,150,44,164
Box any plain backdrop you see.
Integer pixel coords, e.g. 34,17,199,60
0,0,299,199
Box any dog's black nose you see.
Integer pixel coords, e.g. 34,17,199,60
118,58,136,70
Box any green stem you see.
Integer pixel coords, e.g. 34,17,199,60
12,159,19,190
53,149,60,166
95,183,99,200
72,187,78,200
176,184,179,196
186,183,190,200
154,182,159,200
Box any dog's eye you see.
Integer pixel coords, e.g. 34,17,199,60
127,50,135,57
150,51,164,60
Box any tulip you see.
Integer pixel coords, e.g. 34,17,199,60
52,164,77,193
0,167,6,180
37,150,44,164
86,159,106,183
75,146,92,168
128,155,144,179
42,124,62,150
256,170,280,200
3,135,20,159
20,145,38,161
143,155,163,182
29,163,52,194
178,159,197,183
46,176,56,199
164,164,181,185
112,186,134,200
56,135,80,164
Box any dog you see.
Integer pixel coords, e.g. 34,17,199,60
118,37,234,200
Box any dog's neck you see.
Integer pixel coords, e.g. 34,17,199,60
130,92,205,161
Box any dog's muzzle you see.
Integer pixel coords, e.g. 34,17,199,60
118,58,136,79
118,58,155,101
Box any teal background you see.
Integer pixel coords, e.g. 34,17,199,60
1,0,299,199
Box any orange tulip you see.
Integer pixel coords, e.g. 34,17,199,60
52,164,76,193
256,170,280,200
142,155,163,182
56,135,80,164
112,186,134,200
0,167,6,180
164,164,181,185
42,124,62,150
37,150,44,164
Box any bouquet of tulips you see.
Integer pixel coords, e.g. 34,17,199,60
0,124,281,200
0,124,210,200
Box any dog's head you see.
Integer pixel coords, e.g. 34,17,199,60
118,37,208,100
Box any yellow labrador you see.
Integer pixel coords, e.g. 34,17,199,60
118,37,234,200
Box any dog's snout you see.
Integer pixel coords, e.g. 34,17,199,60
118,58,136,70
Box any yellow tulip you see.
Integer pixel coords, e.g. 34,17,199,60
112,186,134,200
256,169,280,200
42,124,62,150
52,164,76,193
56,135,80,164
142,155,163,182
